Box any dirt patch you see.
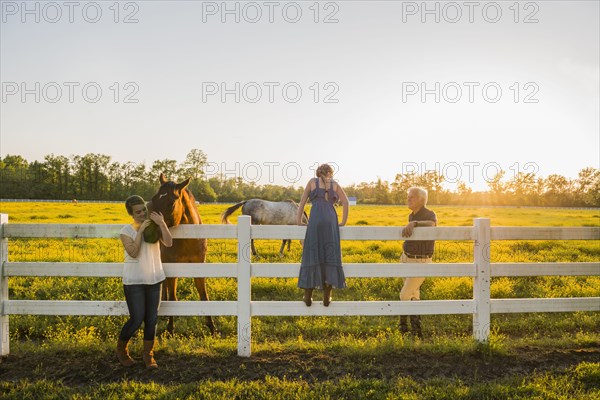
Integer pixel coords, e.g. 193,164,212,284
1,342,598,386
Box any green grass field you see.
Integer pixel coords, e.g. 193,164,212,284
0,202,598,399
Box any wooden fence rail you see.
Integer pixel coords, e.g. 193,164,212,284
1,214,598,357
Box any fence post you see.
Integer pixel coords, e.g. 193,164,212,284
473,218,491,342
237,215,252,357
0,214,9,355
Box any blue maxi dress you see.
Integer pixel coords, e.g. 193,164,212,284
297,178,346,289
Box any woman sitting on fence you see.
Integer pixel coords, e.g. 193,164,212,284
296,163,349,306
116,195,172,369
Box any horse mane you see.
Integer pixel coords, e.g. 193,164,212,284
180,188,201,225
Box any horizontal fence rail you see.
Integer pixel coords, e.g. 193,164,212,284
492,262,600,277
3,262,239,278
1,214,598,357
490,298,600,313
2,224,239,239
4,300,239,317
5,223,598,241
251,263,477,278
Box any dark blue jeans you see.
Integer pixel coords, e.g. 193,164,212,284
119,282,162,341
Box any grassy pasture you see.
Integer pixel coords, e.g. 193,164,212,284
0,202,598,399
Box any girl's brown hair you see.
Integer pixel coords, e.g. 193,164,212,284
125,195,146,215
316,164,334,201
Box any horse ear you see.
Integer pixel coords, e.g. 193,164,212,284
159,173,167,184
177,177,191,191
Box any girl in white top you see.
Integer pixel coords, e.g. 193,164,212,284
120,223,166,284
116,195,172,369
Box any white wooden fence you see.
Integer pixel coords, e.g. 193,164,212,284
1,214,598,357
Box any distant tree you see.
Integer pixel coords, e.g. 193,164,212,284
508,172,537,196
487,170,505,194
1,151,597,207
91,154,111,198
391,173,418,204
389,171,448,204
193,179,218,202
28,161,52,198
486,170,507,204
577,167,600,207
0,155,29,198
544,174,573,206
505,172,539,205
107,161,127,199
71,154,111,199
420,171,445,204
72,154,91,198
210,176,244,202
374,178,391,204
132,163,154,199
457,181,472,195
453,181,473,205
179,149,208,181
1,154,28,170
43,154,71,198
150,159,178,181
534,177,545,206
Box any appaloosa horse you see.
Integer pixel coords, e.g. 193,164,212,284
148,174,216,336
221,199,308,256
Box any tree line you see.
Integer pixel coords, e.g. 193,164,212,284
1,150,598,207
345,168,600,207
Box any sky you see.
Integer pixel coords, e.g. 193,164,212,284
1,0,598,191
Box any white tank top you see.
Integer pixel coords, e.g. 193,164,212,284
120,224,166,285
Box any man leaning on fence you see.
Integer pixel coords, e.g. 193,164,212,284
399,187,437,338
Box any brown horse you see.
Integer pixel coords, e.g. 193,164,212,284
148,173,216,336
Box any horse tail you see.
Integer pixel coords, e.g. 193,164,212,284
221,201,247,224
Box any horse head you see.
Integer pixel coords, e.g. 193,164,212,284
149,173,192,228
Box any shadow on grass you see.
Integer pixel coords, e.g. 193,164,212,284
1,338,598,386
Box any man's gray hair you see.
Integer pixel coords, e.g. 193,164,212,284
408,187,428,204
